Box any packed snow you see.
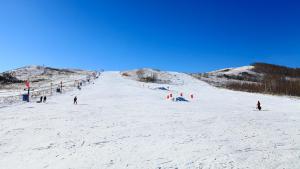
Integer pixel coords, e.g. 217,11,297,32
0,71,300,169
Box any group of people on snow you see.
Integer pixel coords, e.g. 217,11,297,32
37,96,47,103
36,95,78,105
37,94,261,110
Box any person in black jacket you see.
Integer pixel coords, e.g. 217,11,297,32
257,101,262,111
74,96,78,104
43,96,47,103
37,96,43,103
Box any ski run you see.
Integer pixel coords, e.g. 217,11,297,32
1,71,300,169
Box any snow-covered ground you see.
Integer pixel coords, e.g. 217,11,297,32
0,71,300,169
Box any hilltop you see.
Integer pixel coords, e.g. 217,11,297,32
192,63,300,97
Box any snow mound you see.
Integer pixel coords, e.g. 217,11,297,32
175,96,189,102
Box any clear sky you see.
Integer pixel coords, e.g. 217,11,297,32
0,0,300,72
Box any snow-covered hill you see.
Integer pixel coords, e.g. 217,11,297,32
3,65,93,81
192,66,263,87
121,68,184,85
208,66,255,76
193,63,300,97
0,66,96,99
0,71,300,169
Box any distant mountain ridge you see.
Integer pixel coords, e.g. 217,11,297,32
3,65,89,81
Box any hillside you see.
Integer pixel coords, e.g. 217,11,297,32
121,68,184,85
0,65,97,104
0,73,23,85
192,63,300,97
2,65,93,82
0,71,300,169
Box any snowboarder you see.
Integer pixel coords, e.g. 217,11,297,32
257,101,261,111
74,96,78,104
43,96,47,103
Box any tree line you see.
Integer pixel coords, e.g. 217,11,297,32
226,63,300,96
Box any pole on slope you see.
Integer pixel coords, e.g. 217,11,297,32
25,80,30,102
60,81,63,93
27,87,30,102
50,83,53,95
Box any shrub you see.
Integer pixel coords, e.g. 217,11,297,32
0,73,23,84
122,72,130,77
136,69,158,83
252,62,300,77
226,82,264,93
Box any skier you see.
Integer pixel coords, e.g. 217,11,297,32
74,96,78,104
257,101,262,111
43,96,47,103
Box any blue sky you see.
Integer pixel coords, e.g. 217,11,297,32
0,0,300,72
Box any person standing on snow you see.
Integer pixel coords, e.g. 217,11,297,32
39,96,43,103
74,96,78,104
257,101,262,111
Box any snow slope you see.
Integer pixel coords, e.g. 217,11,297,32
0,72,300,169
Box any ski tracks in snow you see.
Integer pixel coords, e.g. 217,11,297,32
0,72,300,168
